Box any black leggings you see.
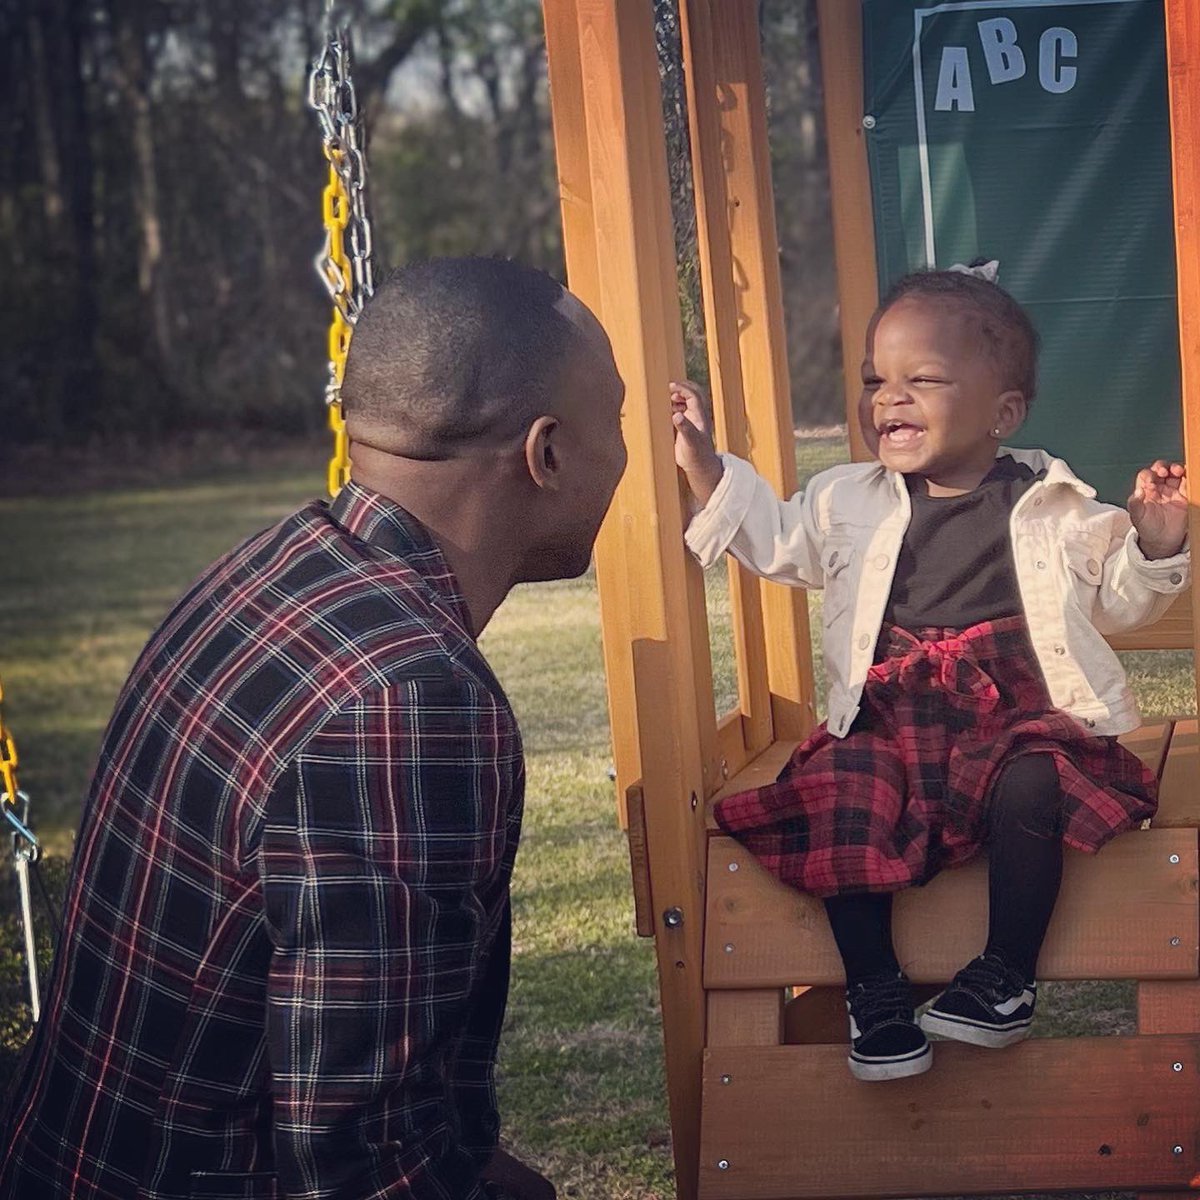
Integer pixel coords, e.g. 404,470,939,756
824,754,1064,985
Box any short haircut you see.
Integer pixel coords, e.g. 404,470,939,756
341,257,579,455
877,264,1041,405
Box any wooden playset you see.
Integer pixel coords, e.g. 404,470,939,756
542,2,1200,1197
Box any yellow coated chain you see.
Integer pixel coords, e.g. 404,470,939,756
0,677,20,807
322,158,354,495
310,9,375,498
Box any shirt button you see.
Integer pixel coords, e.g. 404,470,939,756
1036,560,1047,570
874,553,890,570
1171,572,1183,585
858,634,871,650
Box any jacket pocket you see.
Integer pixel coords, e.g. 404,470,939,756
821,539,856,627
1061,541,1105,616
189,1172,278,1200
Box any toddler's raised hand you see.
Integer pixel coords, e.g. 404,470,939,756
1128,460,1189,559
670,380,724,505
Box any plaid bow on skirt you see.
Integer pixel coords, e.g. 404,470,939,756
713,615,1158,896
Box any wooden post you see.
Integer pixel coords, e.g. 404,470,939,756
1135,10,1200,1198
1164,0,1200,715
816,0,878,462
544,0,640,823
680,0,817,745
545,3,719,1194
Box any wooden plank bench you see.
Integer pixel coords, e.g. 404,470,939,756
696,718,1200,1197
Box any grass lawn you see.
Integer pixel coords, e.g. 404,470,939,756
0,436,1195,1199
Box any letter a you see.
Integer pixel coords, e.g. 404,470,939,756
978,17,1027,84
934,46,975,112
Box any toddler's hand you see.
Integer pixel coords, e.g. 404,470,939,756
1128,460,1189,559
670,380,724,505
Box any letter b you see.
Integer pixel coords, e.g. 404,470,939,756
978,18,1027,84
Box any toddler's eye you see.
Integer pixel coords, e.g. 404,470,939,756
861,377,882,390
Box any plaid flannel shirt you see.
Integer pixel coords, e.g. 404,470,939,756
0,482,524,1200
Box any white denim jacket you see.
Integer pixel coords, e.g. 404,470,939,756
685,447,1190,738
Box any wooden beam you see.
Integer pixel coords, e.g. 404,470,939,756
705,830,1199,987
556,3,720,1195
1164,0,1200,709
1107,591,1193,650
1152,719,1198,828
543,0,639,824
697,1038,1200,1199
816,0,877,463
677,0,772,762
707,989,784,1048
680,0,817,745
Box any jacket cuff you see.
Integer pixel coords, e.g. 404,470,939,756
1125,527,1190,591
684,454,757,568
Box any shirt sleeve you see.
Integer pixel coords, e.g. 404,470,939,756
259,673,519,1199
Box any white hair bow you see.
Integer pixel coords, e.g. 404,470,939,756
948,259,1000,283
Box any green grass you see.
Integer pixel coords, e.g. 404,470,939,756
0,436,1195,1199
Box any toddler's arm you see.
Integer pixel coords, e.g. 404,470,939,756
671,380,826,588
1090,460,1190,634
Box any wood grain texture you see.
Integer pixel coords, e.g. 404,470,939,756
707,988,784,1047
698,1038,1200,1199
1156,718,1200,828
705,830,1199,987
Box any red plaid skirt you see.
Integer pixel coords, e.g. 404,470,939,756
713,615,1158,897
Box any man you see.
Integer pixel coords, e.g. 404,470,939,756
0,257,627,1199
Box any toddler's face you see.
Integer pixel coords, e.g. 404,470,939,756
858,298,1022,493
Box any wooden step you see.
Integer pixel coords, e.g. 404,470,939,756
705,828,1199,987
697,1037,1200,1199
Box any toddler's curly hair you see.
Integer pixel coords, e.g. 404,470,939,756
877,261,1041,406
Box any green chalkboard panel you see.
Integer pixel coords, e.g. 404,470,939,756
862,0,1181,503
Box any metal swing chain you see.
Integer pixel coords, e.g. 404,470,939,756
308,3,376,497
0,677,47,1023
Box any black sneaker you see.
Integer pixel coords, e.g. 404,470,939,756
846,972,932,1081
920,954,1037,1048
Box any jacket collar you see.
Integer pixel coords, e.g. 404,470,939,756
326,480,472,633
869,446,1096,499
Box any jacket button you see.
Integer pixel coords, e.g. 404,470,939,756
1087,559,1100,575
1053,644,1066,655
874,554,890,570
1171,572,1183,585
1035,560,1047,570
1033,498,1044,507
1084,719,1096,729
829,550,839,567
858,633,871,650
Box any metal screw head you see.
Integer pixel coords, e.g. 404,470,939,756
862,114,877,129
663,907,684,929
1170,854,1181,864
1173,1144,1184,1156
1171,936,1182,947
720,1073,732,1085
728,861,739,872
723,942,735,954
717,1159,730,1171
1174,1062,1184,1072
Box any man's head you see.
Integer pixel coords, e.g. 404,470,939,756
342,257,626,581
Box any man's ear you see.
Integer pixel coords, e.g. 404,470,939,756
994,390,1027,438
524,416,561,490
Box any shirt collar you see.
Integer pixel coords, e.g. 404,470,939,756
326,480,473,633
871,446,1096,499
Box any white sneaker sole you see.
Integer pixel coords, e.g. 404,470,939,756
848,1042,933,1082
919,1010,1032,1048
